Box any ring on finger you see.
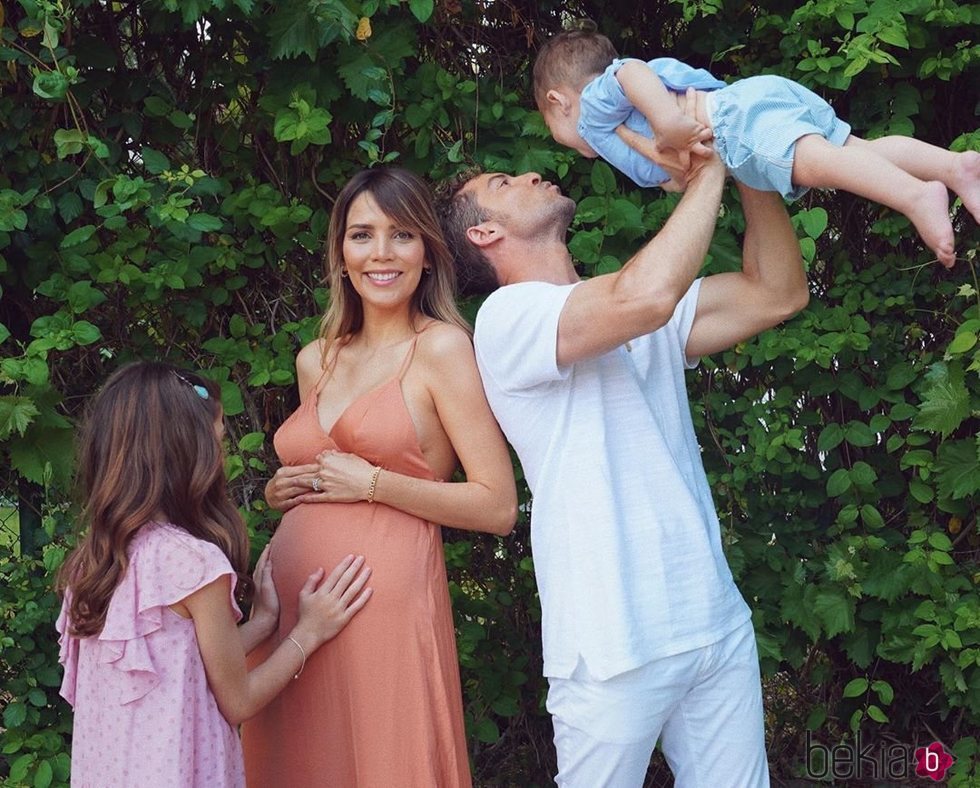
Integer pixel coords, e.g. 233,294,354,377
312,476,321,492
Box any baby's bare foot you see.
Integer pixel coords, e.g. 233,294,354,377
949,150,980,224
907,180,955,268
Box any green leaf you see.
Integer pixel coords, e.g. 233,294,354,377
3,701,27,728
168,110,194,129
826,468,852,497
817,423,844,453
885,363,917,390
141,147,171,174
33,70,69,100
909,478,934,503
877,26,908,49
798,207,828,239
871,680,894,705
866,704,888,724
844,421,876,447
34,758,53,788
238,431,265,452
814,588,855,637
934,438,980,500
408,0,434,22
842,677,868,697
590,161,617,195
947,331,977,355
57,191,84,223
568,228,603,264
187,213,223,232
337,51,383,100
53,128,85,158
0,397,40,438
913,361,970,438
60,224,96,248
473,717,499,744
849,462,877,487
220,380,245,417
71,320,102,345
229,314,246,338
805,704,827,731
269,3,319,60
928,532,953,551
67,281,106,313
143,96,171,116
859,504,884,529
9,754,33,785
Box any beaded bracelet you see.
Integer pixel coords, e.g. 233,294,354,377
366,465,382,503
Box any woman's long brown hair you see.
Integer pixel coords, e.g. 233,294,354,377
318,167,470,367
57,361,249,637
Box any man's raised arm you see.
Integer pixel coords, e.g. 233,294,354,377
685,184,808,359
556,150,726,367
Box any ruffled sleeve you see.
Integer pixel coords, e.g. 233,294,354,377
90,523,241,705
56,595,79,707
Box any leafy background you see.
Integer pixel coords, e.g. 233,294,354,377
0,0,978,785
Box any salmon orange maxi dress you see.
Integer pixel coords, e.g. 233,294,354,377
242,337,472,787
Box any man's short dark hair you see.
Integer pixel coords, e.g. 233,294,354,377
435,171,501,297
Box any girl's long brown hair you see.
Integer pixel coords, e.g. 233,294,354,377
57,361,249,637
318,167,470,366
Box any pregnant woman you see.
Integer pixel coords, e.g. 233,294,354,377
241,167,517,787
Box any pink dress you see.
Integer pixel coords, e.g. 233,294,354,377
57,521,245,788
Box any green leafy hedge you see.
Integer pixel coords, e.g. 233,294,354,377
1,0,977,784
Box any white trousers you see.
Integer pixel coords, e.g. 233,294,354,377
546,620,769,788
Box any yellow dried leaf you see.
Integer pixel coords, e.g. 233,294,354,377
948,516,962,535
21,25,42,37
355,16,372,41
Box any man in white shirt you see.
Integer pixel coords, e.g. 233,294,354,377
437,144,807,786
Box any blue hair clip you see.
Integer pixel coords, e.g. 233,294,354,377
172,370,210,400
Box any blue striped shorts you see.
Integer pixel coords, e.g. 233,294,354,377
707,74,852,200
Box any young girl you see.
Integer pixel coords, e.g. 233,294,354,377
56,361,373,787
533,29,980,269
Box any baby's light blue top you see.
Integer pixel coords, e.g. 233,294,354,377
578,57,726,187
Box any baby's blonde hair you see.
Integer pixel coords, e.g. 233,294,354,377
532,30,618,109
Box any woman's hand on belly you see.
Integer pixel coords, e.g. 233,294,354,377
266,462,323,511
310,450,376,503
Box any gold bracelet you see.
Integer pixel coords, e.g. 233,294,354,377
366,465,382,503
286,635,306,679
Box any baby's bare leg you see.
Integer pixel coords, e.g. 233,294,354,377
847,136,980,224
792,134,955,268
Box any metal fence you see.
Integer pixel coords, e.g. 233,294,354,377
1,480,44,558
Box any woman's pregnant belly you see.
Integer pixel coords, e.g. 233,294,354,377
269,500,447,631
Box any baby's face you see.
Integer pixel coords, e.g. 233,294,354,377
541,100,598,159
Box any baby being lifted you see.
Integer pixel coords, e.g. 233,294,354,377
534,29,980,268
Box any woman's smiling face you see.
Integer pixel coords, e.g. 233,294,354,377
342,191,427,314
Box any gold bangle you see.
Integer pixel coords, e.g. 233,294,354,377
286,635,306,679
367,465,382,503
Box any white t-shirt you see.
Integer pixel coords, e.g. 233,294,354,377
474,279,751,680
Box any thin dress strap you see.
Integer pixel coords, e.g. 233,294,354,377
397,321,438,382
313,340,345,395
396,335,421,382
